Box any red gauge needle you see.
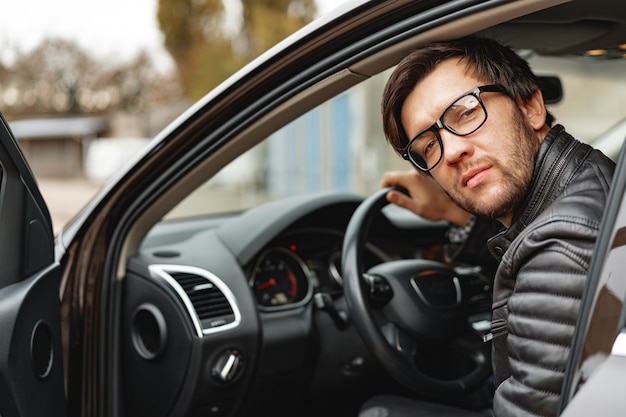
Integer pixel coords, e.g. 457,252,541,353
287,272,297,296
258,278,277,290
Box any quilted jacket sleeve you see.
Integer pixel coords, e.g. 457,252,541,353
491,213,599,417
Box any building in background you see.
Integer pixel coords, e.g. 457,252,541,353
9,115,109,178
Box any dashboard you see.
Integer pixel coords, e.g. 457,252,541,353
122,192,490,417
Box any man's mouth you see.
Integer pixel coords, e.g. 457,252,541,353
462,167,490,188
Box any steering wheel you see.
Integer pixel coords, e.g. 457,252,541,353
341,187,491,399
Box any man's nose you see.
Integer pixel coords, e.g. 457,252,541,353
440,129,474,164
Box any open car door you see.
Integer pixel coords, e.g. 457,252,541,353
0,113,68,416
559,139,626,416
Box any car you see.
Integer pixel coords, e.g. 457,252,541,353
0,0,625,416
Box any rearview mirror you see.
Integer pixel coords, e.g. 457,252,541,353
537,75,563,104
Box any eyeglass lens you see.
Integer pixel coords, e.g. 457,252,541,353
406,92,487,170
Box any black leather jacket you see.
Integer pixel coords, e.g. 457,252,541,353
472,125,615,417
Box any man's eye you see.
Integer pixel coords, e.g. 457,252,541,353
460,107,478,119
423,139,437,156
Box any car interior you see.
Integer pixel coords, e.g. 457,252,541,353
88,0,626,416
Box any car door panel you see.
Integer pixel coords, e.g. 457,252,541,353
0,114,67,416
0,266,67,416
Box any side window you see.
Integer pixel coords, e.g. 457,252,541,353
165,71,404,220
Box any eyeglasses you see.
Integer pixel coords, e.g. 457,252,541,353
402,84,506,172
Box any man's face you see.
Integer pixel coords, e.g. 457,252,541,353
400,58,545,225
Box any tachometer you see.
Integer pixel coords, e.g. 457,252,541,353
251,248,311,310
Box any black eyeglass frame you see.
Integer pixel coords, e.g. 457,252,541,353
402,84,507,172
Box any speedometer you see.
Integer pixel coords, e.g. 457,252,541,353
251,248,312,310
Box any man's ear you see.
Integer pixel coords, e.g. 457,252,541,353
519,89,547,130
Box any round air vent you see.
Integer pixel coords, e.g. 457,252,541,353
30,320,53,380
131,303,167,360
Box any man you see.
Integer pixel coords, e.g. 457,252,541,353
361,36,615,417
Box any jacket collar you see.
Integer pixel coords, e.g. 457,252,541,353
487,125,590,261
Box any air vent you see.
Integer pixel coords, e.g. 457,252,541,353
170,272,236,329
30,320,53,380
131,303,167,360
149,265,242,337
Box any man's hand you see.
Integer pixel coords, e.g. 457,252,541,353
381,170,472,226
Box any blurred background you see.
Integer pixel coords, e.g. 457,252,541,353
0,0,342,232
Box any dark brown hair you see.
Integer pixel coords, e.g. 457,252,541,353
381,36,553,154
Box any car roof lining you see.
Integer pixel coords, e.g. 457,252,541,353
351,0,565,76
480,19,625,54
121,0,626,265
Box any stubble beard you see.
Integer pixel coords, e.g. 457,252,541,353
447,109,540,220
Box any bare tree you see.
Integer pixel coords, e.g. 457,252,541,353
0,38,181,117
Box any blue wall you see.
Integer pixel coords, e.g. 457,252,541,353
267,93,351,196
